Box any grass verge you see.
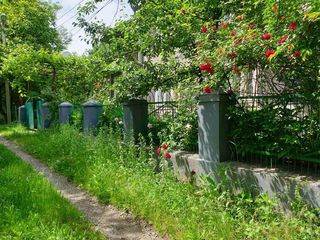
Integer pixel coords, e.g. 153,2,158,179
0,138,104,239
0,124,319,240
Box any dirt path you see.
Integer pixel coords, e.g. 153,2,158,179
0,137,165,240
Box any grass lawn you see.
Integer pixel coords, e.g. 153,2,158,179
0,124,319,240
0,141,104,239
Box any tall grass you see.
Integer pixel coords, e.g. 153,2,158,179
0,144,104,239
1,124,319,240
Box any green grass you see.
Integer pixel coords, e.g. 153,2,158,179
1,124,319,240
0,137,104,239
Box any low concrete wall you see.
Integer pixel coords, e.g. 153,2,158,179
171,151,320,210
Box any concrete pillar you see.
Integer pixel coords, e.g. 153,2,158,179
42,102,50,129
18,105,26,126
198,89,231,162
123,99,148,142
36,99,43,129
82,100,103,132
25,101,34,130
59,102,73,124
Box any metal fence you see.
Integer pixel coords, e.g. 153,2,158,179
231,94,320,175
148,101,178,119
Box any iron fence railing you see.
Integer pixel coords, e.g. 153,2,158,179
148,101,178,119
231,94,320,175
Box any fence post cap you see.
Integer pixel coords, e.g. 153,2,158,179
199,91,229,103
124,99,148,106
59,102,73,107
82,99,102,107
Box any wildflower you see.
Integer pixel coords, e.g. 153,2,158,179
181,9,186,14
265,49,275,59
147,123,153,129
185,124,192,130
218,49,223,54
161,143,168,150
156,147,161,155
164,152,171,159
118,121,123,125
199,63,213,75
249,24,254,29
230,31,236,36
280,16,286,21
277,35,288,45
202,25,208,33
203,85,213,94
261,33,271,40
289,22,296,31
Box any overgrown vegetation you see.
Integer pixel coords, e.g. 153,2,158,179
1,124,319,240
0,143,104,239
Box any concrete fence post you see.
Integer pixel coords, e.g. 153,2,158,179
82,100,103,132
25,101,34,130
59,102,73,124
123,99,148,142
36,99,43,129
198,89,231,162
18,105,26,126
42,102,50,129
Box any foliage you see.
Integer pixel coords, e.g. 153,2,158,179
1,124,320,240
196,0,320,94
228,94,320,159
0,0,68,50
77,0,319,100
0,143,104,239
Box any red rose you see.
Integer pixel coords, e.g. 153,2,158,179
233,66,241,76
212,26,218,31
161,143,168,150
265,49,275,59
164,152,171,159
203,85,212,94
249,24,254,29
220,22,228,28
289,22,296,31
156,147,161,155
273,4,278,13
293,50,300,58
230,53,238,59
236,15,243,20
261,33,271,40
230,31,236,36
199,63,213,75
277,35,288,45
202,25,208,33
